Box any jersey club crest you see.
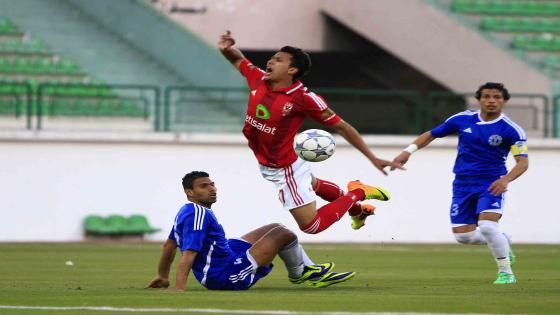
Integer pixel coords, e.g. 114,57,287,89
282,102,294,116
488,134,503,146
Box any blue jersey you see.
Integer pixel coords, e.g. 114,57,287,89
431,110,528,181
168,203,234,289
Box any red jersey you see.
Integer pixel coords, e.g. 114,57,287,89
239,59,341,168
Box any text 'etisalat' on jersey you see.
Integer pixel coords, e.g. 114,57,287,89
238,59,341,168
431,110,527,179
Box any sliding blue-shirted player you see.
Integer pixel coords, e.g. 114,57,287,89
146,171,356,291
391,82,529,285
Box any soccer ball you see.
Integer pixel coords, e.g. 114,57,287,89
293,129,336,162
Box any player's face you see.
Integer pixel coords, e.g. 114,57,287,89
264,52,298,82
479,89,506,115
188,177,217,207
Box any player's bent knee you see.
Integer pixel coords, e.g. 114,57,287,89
273,224,297,240
478,220,499,236
454,233,475,244
299,225,318,234
267,223,283,230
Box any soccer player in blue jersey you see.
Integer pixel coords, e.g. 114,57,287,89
391,83,529,284
146,171,356,291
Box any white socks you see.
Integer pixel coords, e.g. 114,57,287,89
278,239,304,279
299,244,315,266
478,220,513,274
454,228,487,244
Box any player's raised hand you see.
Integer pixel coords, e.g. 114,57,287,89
145,276,170,289
218,30,236,50
488,177,509,196
390,152,410,171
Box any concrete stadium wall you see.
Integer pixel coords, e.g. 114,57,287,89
1,132,558,243
155,0,326,51
321,0,552,96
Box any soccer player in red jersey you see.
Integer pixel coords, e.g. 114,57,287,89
218,31,399,234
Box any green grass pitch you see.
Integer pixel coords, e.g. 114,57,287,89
0,243,559,314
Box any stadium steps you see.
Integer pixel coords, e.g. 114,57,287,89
0,0,185,86
0,15,147,119
447,0,560,85
452,0,560,16
0,1,250,132
320,0,551,94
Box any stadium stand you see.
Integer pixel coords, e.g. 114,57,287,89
0,15,148,119
449,0,560,80
0,0,245,132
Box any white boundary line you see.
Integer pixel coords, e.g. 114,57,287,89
0,305,502,315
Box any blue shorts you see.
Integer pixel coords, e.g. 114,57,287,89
207,238,273,291
450,178,505,226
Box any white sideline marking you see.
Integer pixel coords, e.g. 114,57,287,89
0,305,500,315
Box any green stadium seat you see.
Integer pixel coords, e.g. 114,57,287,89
35,59,53,74
118,99,142,117
84,215,119,235
73,99,92,115
479,17,560,33
0,17,20,35
97,100,115,116
543,55,560,69
452,0,481,13
84,215,104,234
51,98,71,115
0,59,10,72
0,20,147,119
25,39,48,53
57,60,80,74
105,215,127,233
512,34,560,51
84,214,160,236
124,215,160,234
453,0,560,16
0,98,16,115
14,58,32,73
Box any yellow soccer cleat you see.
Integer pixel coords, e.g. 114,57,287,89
307,271,356,288
347,180,390,201
351,204,376,230
289,262,334,284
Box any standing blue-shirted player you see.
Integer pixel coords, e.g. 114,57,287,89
146,171,356,291
391,83,529,284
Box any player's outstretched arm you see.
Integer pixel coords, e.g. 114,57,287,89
487,155,528,196
175,250,197,291
146,239,177,289
218,30,244,70
330,119,403,176
391,131,435,171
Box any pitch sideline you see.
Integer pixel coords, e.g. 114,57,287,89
0,305,504,315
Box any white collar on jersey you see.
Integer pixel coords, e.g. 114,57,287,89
476,110,504,125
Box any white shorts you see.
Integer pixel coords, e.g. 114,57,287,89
259,158,316,210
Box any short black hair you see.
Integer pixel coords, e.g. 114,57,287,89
280,46,311,80
475,82,510,101
182,171,209,190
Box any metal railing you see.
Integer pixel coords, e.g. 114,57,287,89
0,81,34,130
553,95,560,138
426,92,550,137
164,87,425,134
1,83,558,138
36,83,161,131
315,88,425,134
163,86,247,132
